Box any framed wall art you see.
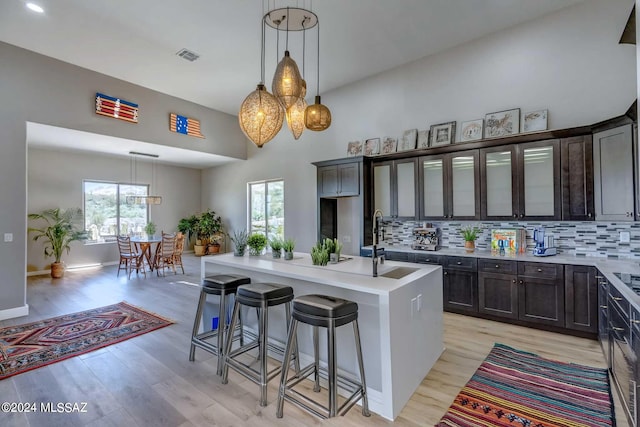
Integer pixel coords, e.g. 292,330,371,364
381,137,397,155
522,109,548,132
484,108,520,138
347,140,363,157
430,121,456,147
460,119,484,142
417,130,429,149
397,129,417,152
364,138,380,156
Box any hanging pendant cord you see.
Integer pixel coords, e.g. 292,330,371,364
285,7,290,50
316,21,320,96
261,15,266,83
302,19,306,78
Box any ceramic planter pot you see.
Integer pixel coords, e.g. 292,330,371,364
51,262,65,278
284,251,293,260
272,249,281,258
464,240,475,253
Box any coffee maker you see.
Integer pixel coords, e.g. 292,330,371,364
532,226,556,256
412,227,440,251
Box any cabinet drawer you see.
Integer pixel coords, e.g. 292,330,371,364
518,262,563,280
413,253,442,265
385,251,412,262
609,284,630,319
444,257,477,271
478,259,516,274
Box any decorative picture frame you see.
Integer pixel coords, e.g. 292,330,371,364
484,108,520,138
364,138,380,156
381,137,397,155
460,119,484,142
429,121,456,147
397,129,417,152
522,109,548,132
416,130,429,149
346,140,363,157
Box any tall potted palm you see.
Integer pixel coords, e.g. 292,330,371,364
28,208,88,278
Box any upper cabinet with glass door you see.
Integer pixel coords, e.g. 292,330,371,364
480,140,560,220
373,159,418,220
419,150,480,220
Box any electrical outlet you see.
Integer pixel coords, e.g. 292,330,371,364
3,233,12,242
620,231,631,243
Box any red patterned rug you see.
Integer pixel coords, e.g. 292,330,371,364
0,302,174,380
437,344,614,427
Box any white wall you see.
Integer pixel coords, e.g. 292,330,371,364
202,0,637,253
27,148,201,271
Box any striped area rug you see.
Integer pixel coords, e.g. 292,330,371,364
436,343,614,427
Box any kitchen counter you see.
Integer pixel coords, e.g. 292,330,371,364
201,252,443,420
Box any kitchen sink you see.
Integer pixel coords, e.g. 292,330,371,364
380,266,420,279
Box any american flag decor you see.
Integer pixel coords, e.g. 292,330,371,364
95,93,138,123
170,113,205,138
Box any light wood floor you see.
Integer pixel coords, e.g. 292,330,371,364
1,254,628,426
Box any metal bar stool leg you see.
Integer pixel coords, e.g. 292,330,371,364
276,318,299,418
284,301,301,375
221,299,241,385
313,325,321,392
327,321,338,417
189,290,207,361
216,289,227,376
352,319,370,417
259,299,269,406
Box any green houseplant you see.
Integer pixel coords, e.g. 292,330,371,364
247,233,268,256
177,214,198,247
144,221,156,237
460,225,482,252
269,237,283,258
28,208,88,278
310,240,330,266
282,238,295,260
230,229,248,256
194,209,223,255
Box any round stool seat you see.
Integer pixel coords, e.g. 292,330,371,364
293,294,358,328
236,283,294,307
202,274,251,294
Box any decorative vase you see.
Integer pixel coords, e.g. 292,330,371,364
51,262,65,278
272,249,281,258
464,240,475,253
284,251,293,260
329,253,338,264
249,247,263,256
234,247,246,257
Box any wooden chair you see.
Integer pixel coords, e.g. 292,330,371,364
155,232,177,276
173,232,185,274
117,236,146,279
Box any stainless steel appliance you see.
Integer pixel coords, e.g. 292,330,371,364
412,227,440,251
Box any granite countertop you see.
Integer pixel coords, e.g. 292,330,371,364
364,244,640,312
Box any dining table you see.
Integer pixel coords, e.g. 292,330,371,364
130,235,162,271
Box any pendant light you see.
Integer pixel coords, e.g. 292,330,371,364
126,152,162,205
239,11,284,148
286,25,308,140
272,7,303,110
304,21,331,131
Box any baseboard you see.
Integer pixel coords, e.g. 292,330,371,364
0,304,29,321
27,261,119,277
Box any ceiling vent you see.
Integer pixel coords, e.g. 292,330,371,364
176,48,200,62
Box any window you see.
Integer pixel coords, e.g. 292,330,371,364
83,180,148,243
249,179,284,240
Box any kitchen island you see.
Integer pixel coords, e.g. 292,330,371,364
201,252,443,420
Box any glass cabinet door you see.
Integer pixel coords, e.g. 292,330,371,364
483,148,515,218
521,143,559,218
422,158,445,218
373,163,391,216
450,154,478,218
396,160,416,218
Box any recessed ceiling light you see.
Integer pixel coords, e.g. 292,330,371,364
26,3,44,13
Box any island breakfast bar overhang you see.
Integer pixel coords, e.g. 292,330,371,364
201,253,444,420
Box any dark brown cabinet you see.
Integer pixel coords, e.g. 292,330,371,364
318,162,360,197
561,136,594,220
443,257,477,314
373,158,418,219
564,265,598,333
480,140,561,221
478,260,564,327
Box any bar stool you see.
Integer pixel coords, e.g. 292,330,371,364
276,294,370,419
189,274,251,375
221,283,300,407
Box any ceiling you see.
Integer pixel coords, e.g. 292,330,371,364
2,0,585,167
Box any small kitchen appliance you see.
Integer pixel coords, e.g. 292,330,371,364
412,227,440,251
532,226,557,256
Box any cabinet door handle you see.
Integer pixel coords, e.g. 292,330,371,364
632,320,640,325
537,268,542,272
587,212,592,218
611,296,623,301
595,276,604,279
443,271,448,276
495,265,500,268
600,305,608,309
519,214,524,218
456,261,462,265
512,279,516,283
513,214,517,218
519,280,524,284
612,327,625,332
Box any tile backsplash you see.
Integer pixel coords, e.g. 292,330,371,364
379,220,640,259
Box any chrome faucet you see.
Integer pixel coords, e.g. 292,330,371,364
372,209,385,277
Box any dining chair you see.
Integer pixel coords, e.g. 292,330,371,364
117,235,146,279
155,232,177,276
173,232,186,274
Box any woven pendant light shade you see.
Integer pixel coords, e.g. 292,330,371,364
286,96,308,140
304,95,331,131
238,84,284,148
272,51,303,110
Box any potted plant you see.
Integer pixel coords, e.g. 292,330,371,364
195,209,222,255
270,237,283,258
230,229,248,256
247,233,268,256
177,214,198,248
460,225,482,252
282,238,295,260
28,208,88,278
310,240,330,266
144,221,156,237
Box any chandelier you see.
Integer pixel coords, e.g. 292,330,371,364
238,5,331,148
126,151,162,205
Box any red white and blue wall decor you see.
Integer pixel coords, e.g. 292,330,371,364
95,93,138,123
170,113,204,138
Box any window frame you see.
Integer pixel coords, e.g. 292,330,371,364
248,178,284,240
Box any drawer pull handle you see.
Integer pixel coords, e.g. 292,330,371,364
612,327,625,332
632,320,640,325
457,261,461,265
595,276,604,279
612,297,623,301
537,268,542,272
519,280,524,284
512,279,516,283
443,271,448,276
600,305,608,309
495,265,500,268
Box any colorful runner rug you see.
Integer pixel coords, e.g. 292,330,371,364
437,343,614,427
0,302,173,380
